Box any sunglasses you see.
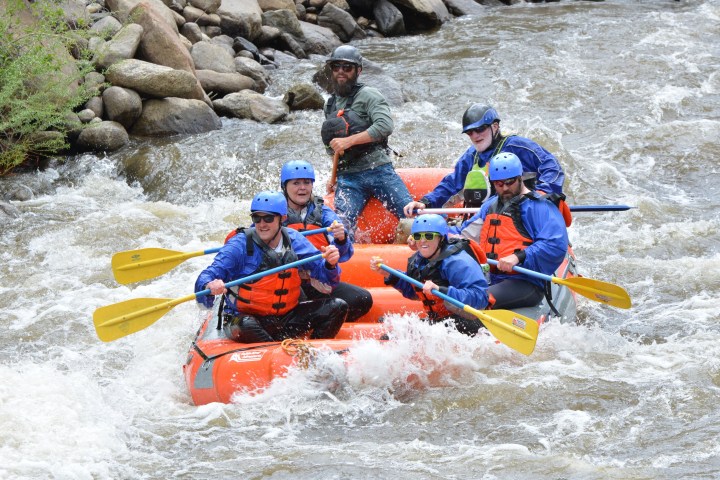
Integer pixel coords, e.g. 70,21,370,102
412,232,441,241
492,177,519,188
330,63,355,73
251,213,278,224
465,124,490,135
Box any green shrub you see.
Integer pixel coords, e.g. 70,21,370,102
0,0,96,175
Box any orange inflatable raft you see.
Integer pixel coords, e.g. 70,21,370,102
183,168,579,405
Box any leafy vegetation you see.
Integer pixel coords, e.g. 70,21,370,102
0,0,96,175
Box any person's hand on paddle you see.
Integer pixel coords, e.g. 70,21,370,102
321,245,340,268
496,253,520,273
370,256,390,279
403,200,426,218
206,279,227,295
422,280,440,296
329,220,345,242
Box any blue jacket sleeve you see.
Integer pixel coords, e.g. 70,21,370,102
442,252,489,310
321,204,354,262
422,146,476,208
194,235,257,308
391,275,420,301
502,137,564,194
287,229,341,288
519,199,568,276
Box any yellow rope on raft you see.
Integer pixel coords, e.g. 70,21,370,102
281,338,315,369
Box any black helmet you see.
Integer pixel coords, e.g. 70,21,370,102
461,104,500,133
326,45,363,67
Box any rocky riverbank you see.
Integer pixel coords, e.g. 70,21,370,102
56,0,515,152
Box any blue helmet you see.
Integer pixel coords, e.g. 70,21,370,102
411,214,448,237
250,191,287,216
461,103,500,133
280,160,315,187
489,152,523,181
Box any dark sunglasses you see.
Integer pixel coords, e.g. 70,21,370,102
330,63,355,73
412,232,440,241
465,124,490,135
251,213,277,224
492,177,519,188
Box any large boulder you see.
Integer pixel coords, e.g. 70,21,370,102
390,0,450,30
374,0,405,37
216,0,263,41
106,59,200,98
94,23,144,69
298,21,342,56
76,121,130,151
106,0,178,28
196,70,255,95
213,90,289,123
130,2,207,102
131,97,222,135
191,41,236,73
102,86,143,129
317,3,365,42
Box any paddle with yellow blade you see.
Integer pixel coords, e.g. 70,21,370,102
94,253,325,342
112,227,331,285
378,263,539,356
486,259,631,309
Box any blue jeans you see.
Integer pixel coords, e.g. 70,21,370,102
334,163,413,232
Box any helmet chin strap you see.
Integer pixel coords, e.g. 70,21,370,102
484,125,502,153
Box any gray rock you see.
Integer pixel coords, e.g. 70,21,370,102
217,0,263,40
78,108,97,123
234,57,271,92
212,90,289,123
189,0,221,13
284,83,324,110
90,15,123,39
191,41,237,73
196,70,255,96
298,20,341,55
262,9,304,41
94,23,144,69
76,121,129,151
317,3,365,42
85,96,104,118
102,86,143,129
106,59,200,98
131,97,222,135
373,0,405,36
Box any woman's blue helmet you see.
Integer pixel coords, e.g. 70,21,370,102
411,214,448,237
461,103,500,133
489,152,523,181
251,191,287,216
280,160,315,187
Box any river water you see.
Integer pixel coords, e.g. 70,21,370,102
2,0,719,478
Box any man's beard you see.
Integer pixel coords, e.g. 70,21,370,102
332,77,357,97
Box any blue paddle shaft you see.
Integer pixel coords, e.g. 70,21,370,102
486,258,551,281
195,253,324,299
379,264,465,310
570,205,633,212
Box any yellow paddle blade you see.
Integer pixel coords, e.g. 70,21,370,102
93,294,195,342
112,248,205,285
556,276,631,309
465,307,539,356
